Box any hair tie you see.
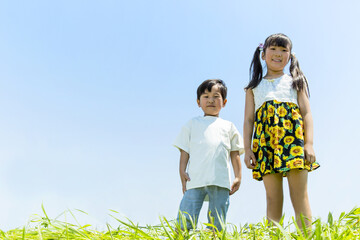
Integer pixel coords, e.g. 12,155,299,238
258,43,264,51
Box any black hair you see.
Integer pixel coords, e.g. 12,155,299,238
245,33,310,96
197,79,227,100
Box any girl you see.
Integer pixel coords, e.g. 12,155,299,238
243,33,319,229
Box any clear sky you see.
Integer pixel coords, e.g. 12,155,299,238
1,0,359,230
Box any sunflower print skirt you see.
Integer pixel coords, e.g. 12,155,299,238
252,100,320,181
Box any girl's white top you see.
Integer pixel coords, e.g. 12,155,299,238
252,74,298,111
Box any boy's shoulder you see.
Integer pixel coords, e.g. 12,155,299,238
217,117,235,124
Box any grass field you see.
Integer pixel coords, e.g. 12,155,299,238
1,205,359,239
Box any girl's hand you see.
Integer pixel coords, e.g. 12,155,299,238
304,143,316,164
180,171,190,194
244,150,257,169
230,177,241,195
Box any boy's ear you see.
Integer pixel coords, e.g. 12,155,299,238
197,99,200,107
223,99,227,107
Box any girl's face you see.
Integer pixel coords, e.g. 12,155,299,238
262,45,291,77
197,84,227,117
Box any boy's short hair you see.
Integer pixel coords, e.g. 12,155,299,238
197,79,227,100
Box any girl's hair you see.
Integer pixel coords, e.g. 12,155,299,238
245,33,310,96
197,79,227,100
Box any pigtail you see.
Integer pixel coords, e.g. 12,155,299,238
289,53,310,97
245,46,263,90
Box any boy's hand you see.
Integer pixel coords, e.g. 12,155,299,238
230,177,241,195
244,150,257,169
180,171,190,194
179,150,190,194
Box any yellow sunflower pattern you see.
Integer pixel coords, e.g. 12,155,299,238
252,100,320,181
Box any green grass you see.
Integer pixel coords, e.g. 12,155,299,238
1,205,359,239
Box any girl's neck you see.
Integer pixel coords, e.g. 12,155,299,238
264,71,285,79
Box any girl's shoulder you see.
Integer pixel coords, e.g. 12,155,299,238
281,74,293,81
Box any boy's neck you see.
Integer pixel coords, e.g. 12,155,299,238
204,114,219,117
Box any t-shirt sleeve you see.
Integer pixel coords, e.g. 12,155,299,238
173,121,191,153
230,123,245,155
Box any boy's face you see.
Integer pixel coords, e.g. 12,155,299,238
197,84,227,117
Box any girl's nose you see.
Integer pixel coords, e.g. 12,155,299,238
275,50,282,56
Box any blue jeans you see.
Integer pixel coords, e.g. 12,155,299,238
177,185,229,231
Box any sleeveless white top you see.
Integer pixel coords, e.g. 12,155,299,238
252,74,298,111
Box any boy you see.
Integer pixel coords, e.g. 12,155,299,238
174,79,244,231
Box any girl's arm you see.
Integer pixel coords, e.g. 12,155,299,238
297,89,316,164
179,149,190,194
230,151,242,195
243,89,257,169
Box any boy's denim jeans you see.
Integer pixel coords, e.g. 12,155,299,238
177,185,229,231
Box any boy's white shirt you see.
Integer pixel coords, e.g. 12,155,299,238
174,116,245,192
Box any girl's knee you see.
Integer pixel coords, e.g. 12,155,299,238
266,192,284,205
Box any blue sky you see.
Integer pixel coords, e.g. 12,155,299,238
0,0,359,230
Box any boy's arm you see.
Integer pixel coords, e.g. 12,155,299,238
179,149,190,194
229,151,241,195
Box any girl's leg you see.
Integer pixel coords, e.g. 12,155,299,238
287,169,312,229
263,173,284,223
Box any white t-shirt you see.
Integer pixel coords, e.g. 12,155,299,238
252,74,298,111
174,116,244,191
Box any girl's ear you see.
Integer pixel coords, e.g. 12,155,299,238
261,51,265,60
288,53,293,63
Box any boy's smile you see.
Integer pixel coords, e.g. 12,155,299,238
197,84,227,117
